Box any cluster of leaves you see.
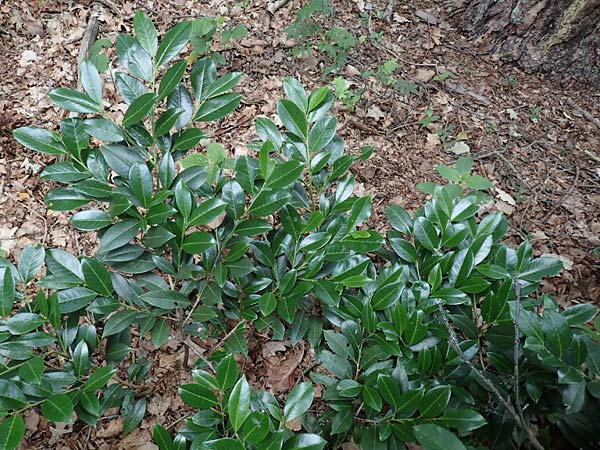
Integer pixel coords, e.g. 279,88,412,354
4,12,600,450
154,354,322,450
187,15,247,67
284,0,333,57
331,77,363,112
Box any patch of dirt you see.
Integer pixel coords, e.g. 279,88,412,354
1,0,599,447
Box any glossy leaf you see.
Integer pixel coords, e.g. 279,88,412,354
134,11,158,56
413,424,467,450
155,21,192,67
99,220,139,253
123,93,157,126
194,93,242,122
229,376,251,431
17,244,45,283
42,393,73,423
284,381,314,422
82,258,113,295
48,88,101,113
70,210,112,230
80,59,103,103
115,34,153,81
13,127,66,155
0,415,25,450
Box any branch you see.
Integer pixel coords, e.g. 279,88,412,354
267,0,292,14
437,302,544,450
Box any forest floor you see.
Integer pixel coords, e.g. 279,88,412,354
0,0,599,448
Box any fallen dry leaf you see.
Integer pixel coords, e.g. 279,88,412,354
448,141,470,155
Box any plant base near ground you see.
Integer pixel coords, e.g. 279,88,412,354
2,12,600,450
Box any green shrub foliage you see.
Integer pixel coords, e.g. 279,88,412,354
4,12,600,450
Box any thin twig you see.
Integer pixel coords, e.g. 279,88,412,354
512,281,527,432
437,302,544,450
267,0,292,14
210,320,247,353
540,164,579,223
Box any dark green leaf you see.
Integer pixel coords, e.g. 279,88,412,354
155,108,183,136
173,127,205,151
205,72,242,98
283,77,308,111
215,355,239,391
228,376,251,431
18,356,44,384
189,198,226,226
17,244,45,283
284,381,313,422
70,210,112,231
158,60,187,99
102,310,139,338
562,304,598,326
84,366,116,391
13,127,66,155
134,11,158,56
0,415,25,450
413,217,439,251
115,34,153,81
242,411,269,444
387,205,412,234
128,162,153,207
282,434,326,450
308,115,336,152
194,93,242,122
80,59,103,104
5,313,45,334
115,72,148,104
123,93,157,126
413,424,467,450
197,439,245,450
519,257,562,281
123,397,146,435
48,88,101,113
82,258,113,295
99,220,139,253
178,383,218,408
155,21,192,67
168,85,194,129
153,424,174,450
45,187,91,211
249,190,289,217
362,385,382,412
0,267,15,318
541,311,571,359
191,58,216,101
83,118,124,142
40,161,89,182
266,160,304,190
182,231,215,254
277,99,308,139
420,385,451,418
41,393,73,423
439,410,487,432
236,219,272,236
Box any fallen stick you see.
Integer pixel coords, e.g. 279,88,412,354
267,0,292,14
566,98,600,129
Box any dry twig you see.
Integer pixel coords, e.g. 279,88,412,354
540,163,579,223
267,0,292,14
437,302,544,450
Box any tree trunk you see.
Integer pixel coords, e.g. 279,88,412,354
445,0,600,85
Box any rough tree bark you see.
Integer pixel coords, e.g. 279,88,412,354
445,0,600,85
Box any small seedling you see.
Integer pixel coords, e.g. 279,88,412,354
332,76,363,111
